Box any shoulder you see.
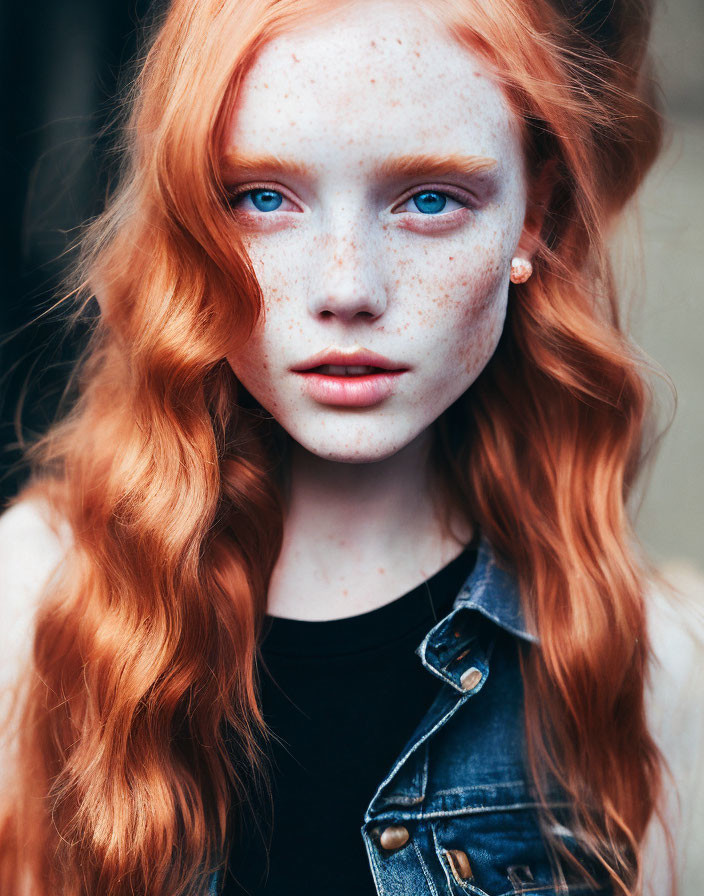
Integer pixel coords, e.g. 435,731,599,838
645,560,704,724
0,496,72,692
642,560,704,891
0,494,71,614
0,495,72,784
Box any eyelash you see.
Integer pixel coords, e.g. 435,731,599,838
393,185,476,215
225,182,476,217
226,184,298,213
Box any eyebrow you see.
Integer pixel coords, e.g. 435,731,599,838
220,150,498,182
378,152,497,181
221,151,309,179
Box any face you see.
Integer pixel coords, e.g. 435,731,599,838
222,0,530,463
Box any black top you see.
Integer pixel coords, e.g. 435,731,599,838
223,534,480,895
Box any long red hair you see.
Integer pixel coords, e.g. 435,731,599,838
0,0,668,894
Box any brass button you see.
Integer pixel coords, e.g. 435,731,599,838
460,666,482,691
445,848,473,881
379,824,410,851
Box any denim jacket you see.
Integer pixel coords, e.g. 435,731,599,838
209,533,611,896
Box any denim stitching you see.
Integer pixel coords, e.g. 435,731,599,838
363,832,390,896
364,691,471,823
431,780,525,796
430,825,491,896
431,826,456,894
412,837,441,896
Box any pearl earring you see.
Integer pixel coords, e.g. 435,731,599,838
510,257,533,284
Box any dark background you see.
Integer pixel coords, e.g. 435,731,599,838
0,0,161,500
1,0,702,567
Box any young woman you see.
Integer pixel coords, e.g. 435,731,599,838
0,0,693,893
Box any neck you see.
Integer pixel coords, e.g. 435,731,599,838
267,430,473,620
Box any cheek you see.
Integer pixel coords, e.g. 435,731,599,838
245,238,292,312
229,245,298,371
403,238,510,375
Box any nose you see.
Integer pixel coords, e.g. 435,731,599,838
307,228,387,322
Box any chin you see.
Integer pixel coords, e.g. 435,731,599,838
284,420,422,465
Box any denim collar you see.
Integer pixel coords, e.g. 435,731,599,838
415,530,537,692
452,530,538,644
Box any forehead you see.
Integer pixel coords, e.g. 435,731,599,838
224,0,523,176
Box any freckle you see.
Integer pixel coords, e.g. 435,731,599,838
370,78,375,83
370,39,376,47
378,567,386,574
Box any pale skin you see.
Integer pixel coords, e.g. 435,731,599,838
222,0,538,620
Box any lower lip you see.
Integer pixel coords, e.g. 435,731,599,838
294,370,407,407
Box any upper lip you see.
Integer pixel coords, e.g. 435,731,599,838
291,347,409,372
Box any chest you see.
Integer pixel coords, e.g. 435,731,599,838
213,618,612,896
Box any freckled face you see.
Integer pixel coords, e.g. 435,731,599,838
222,0,528,462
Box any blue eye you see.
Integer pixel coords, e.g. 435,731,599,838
251,189,282,211
246,188,283,212
412,191,448,214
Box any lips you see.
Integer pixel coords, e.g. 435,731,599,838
291,347,408,373
311,364,387,376
291,347,409,407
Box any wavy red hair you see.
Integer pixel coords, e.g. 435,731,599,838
0,0,669,894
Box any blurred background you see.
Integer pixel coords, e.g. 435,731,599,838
621,0,704,571
0,0,702,888
1,0,157,495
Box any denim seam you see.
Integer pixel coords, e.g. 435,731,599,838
431,780,525,795
430,825,490,896
431,825,456,895
369,798,572,823
363,832,389,896
412,837,441,896
420,740,430,799
496,887,554,896
418,801,550,820
365,692,472,822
